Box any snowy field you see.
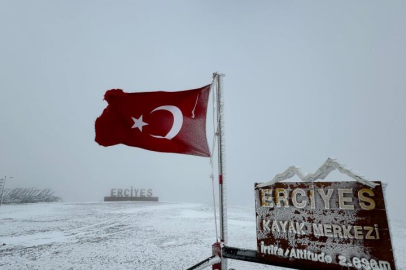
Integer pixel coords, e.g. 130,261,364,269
0,202,405,270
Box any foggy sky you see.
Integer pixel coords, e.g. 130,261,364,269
1,1,406,221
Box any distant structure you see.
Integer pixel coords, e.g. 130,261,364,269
2,188,62,204
104,188,158,202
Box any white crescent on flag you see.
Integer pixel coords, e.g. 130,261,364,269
149,105,183,140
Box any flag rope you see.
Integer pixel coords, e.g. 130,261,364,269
191,93,200,119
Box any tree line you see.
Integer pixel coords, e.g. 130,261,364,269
1,188,62,204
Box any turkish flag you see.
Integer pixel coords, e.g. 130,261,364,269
95,85,211,157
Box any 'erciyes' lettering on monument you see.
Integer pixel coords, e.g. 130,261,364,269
111,187,153,197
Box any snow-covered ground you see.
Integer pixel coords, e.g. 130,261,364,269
0,202,405,270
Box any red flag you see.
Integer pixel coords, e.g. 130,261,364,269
95,85,211,157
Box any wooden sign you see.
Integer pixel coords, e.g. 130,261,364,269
255,181,396,270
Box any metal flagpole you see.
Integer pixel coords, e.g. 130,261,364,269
188,73,228,270
215,73,228,270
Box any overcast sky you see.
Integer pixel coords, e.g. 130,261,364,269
1,1,405,221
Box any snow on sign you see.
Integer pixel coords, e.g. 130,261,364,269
254,181,396,270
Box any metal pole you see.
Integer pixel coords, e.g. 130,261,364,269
186,256,221,270
215,73,228,270
0,176,7,207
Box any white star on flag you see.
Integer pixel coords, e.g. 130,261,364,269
131,115,148,131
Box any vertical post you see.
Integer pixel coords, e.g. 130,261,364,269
0,176,7,207
216,73,227,270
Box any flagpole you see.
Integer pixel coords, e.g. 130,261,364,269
215,72,227,270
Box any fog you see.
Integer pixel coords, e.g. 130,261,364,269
1,1,405,221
